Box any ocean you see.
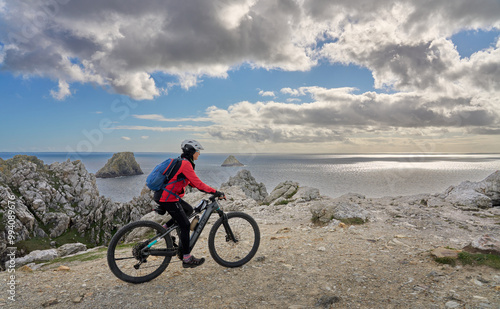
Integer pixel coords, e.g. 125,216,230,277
1,152,500,203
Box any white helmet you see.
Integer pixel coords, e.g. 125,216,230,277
181,139,204,152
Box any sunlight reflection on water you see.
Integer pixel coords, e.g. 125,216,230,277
1,152,499,202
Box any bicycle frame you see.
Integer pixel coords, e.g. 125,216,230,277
142,197,235,257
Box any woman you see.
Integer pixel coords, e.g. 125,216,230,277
154,139,224,268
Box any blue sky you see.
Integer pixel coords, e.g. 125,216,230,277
1,1,499,154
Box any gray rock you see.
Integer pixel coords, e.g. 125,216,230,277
11,249,58,268
310,194,370,224
445,301,461,308
43,212,71,238
332,201,370,222
295,186,320,202
221,155,244,167
57,243,88,257
464,234,500,256
220,170,268,202
95,152,143,178
263,181,299,205
442,170,500,209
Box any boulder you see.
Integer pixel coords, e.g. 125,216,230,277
57,243,87,257
310,194,370,224
11,249,58,268
295,186,321,202
463,234,500,256
442,170,500,209
431,247,462,259
263,181,299,205
221,155,244,167
95,152,143,178
220,170,268,202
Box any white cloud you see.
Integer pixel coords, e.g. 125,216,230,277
111,72,159,100
121,136,131,141
1,0,499,153
141,136,149,139
117,84,499,149
133,114,212,122
115,125,209,132
50,80,71,100
0,0,317,99
281,87,305,96
218,0,257,29
258,90,275,97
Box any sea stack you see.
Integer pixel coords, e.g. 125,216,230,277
221,155,244,167
96,152,143,178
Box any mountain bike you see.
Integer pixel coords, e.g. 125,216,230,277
107,194,260,284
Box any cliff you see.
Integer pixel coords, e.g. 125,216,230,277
221,155,244,167
95,152,143,178
0,155,155,270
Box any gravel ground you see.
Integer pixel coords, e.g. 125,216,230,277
2,197,500,309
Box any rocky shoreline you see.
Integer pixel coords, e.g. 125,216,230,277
1,155,499,308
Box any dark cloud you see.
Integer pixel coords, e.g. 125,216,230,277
1,0,313,99
199,87,499,143
0,0,499,144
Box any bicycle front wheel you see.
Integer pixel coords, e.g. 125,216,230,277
107,220,173,284
208,212,260,267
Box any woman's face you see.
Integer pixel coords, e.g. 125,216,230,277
193,150,200,161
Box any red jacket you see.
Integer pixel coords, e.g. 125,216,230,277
160,159,216,202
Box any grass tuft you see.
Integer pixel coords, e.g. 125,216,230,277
458,252,500,270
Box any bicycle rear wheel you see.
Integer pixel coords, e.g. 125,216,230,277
107,220,173,284
208,212,260,267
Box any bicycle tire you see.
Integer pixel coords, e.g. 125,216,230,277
208,212,260,267
107,220,173,284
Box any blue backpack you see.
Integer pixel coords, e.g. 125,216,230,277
146,157,182,191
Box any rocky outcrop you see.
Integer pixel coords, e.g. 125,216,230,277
221,155,244,167
262,181,321,207
263,181,299,205
310,193,371,225
0,155,154,270
95,152,143,178
220,169,268,202
439,171,500,209
56,243,87,257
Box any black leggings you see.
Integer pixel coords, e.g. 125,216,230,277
157,199,193,256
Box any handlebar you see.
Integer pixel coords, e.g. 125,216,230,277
209,194,226,202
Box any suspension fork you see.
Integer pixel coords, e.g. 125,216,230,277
217,209,238,243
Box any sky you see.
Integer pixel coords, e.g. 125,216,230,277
0,0,499,154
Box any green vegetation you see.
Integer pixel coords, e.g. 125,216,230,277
434,257,457,267
458,252,500,270
16,237,53,252
16,229,96,253
434,252,500,270
339,217,367,225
